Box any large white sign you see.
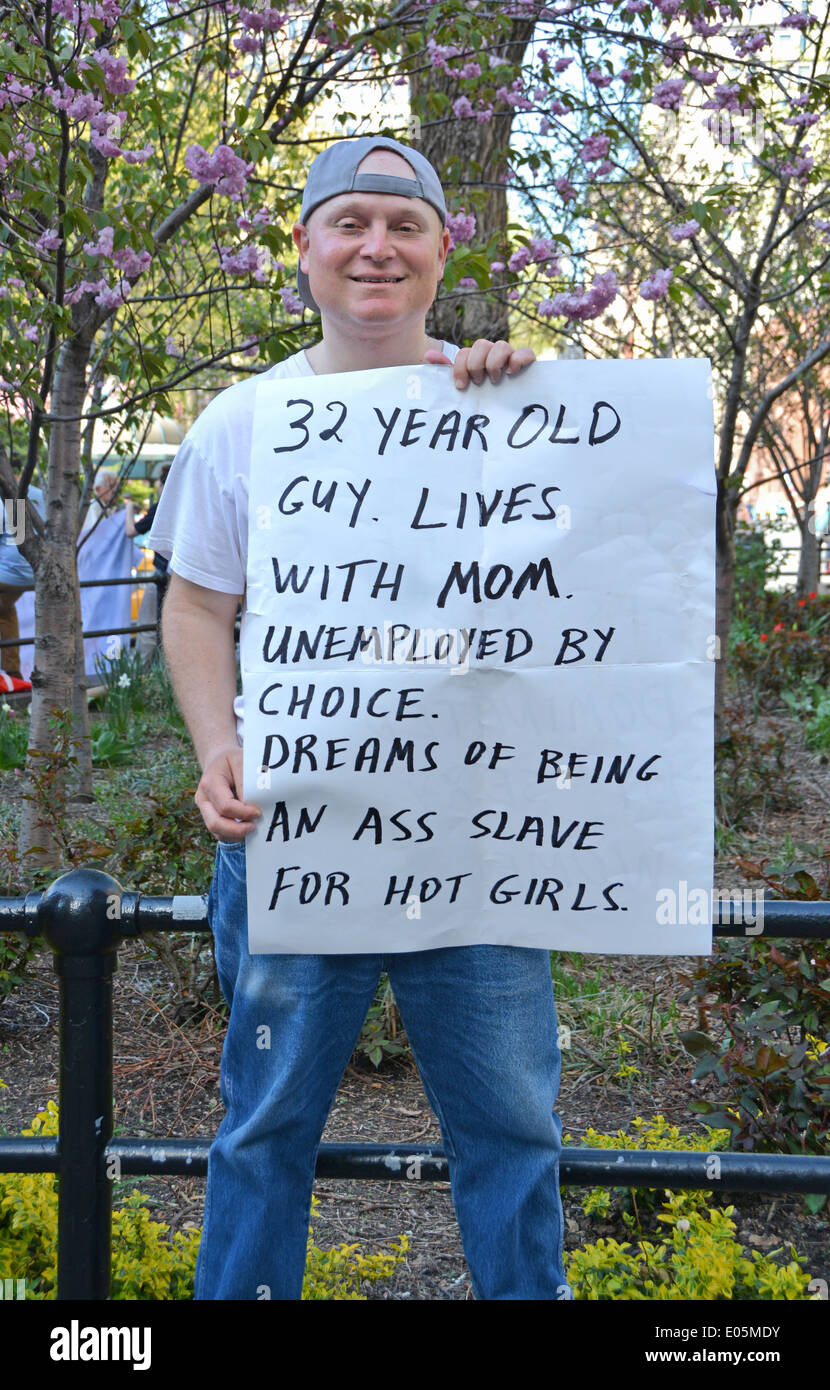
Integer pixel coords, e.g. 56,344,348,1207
242,359,715,954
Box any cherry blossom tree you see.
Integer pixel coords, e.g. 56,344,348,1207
2,0,822,861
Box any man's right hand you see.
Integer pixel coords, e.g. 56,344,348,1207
194,744,262,841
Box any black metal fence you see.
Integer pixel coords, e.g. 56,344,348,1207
0,867,828,1300
0,574,166,657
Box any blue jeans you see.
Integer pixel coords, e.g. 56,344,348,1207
194,840,570,1301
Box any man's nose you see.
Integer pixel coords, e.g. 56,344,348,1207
359,222,394,258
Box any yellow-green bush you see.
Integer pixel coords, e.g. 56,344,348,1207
565,1114,732,1225
567,1192,816,1300
0,1097,407,1300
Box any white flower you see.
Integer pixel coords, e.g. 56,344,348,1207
117,674,131,689
676,1218,691,1232
1,701,12,713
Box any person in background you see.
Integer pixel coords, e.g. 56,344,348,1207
125,465,171,664
79,468,120,536
0,482,44,692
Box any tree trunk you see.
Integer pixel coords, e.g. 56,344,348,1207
796,515,820,597
714,478,739,739
409,18,535,344
18,338,92,867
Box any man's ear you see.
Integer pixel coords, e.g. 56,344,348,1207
292,221,310,270
437,226,451,279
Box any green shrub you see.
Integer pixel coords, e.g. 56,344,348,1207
678,857,830,1193
567,1191,815,1300
566,1115,731,1226
0,699,28,771
715,703,793,830
0,1095,408,1300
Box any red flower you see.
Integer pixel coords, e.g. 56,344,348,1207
773,622,783,632
808,591,817,599
797,598,806,606
760,633,768,642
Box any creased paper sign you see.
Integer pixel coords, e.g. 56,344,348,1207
242,358,715,954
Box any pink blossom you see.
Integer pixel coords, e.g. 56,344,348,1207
90,131,122,158
508,246,531,272
655,0,682,15
446,209,476,250
84,226,115,258
688,68,718,85
732,30,768,55
651,79,685,111
529,236,559,265
427,38,461,71
703,83,746,114
234,33,261,52
690,15,723,35
507,289,520,301
784,111,819,127
669,219,700,241
554,176,576,201
579,134,610,163
619,69,633,83
588,160,613,179
219,244,269,280
554,56,572,73
185,144,253,199
496,81,534,112
95,281,130,311
279,286,305,316
122,144,154,165
490,261,505,272
452,96,475,119
550,100,568,116
97,51,136,95
640,267,673,301
113,246,152,277
63,91,104,121
475,105,494,123
457,277,478,289
165,335,183,357
781,11,816,28
587,68,614,89
36,230,62,254
545,270,618,321
540,117,550,136
21,323,39,343
624,0,647,12
239,7,285,30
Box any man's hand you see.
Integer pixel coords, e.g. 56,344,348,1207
424,339,536,388
194,744,262,842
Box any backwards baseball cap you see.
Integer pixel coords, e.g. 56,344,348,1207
296,136,447,313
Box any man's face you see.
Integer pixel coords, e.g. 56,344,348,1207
292,150,451,331
95,476,117,504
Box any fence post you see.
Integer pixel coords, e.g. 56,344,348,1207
39,867,124,1300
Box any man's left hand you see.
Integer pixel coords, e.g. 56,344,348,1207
424,339,536,388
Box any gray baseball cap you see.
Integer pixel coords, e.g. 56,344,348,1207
295,136,447,313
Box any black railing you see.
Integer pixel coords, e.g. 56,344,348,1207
0,867,828,1300
0,573,166,654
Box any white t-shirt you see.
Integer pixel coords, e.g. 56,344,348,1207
147,342,460,735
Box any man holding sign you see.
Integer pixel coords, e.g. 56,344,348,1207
150,135,572,1301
